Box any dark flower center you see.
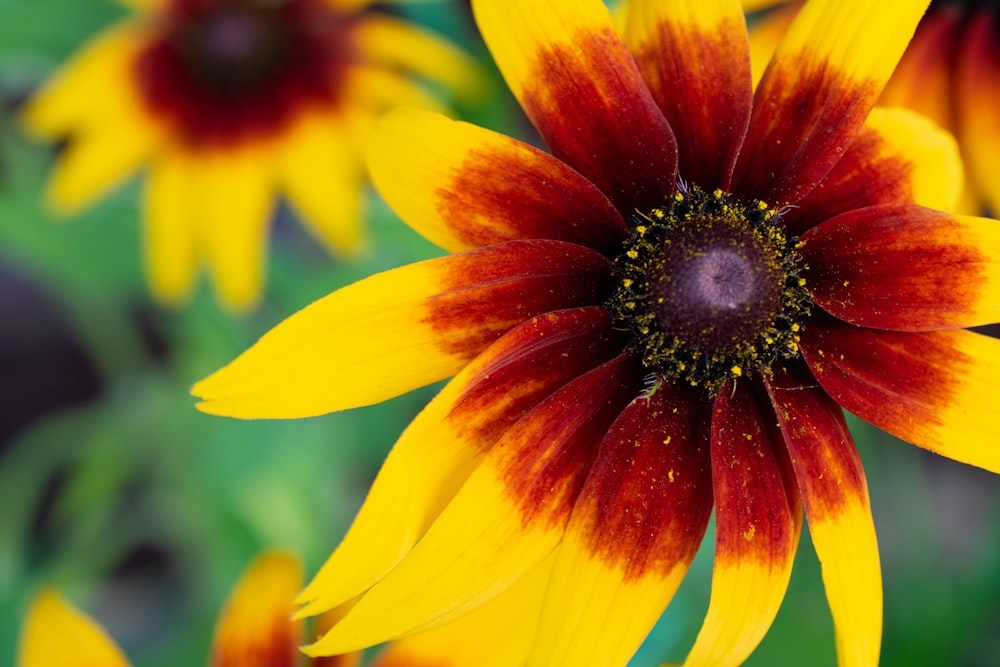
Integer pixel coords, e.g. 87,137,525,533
134,0,356,148
609,185,809,393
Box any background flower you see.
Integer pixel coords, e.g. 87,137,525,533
19,0,479,310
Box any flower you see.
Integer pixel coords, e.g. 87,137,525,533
745,0,1000,215
21,0,478,310
18,549,524,667
193,0,1000,665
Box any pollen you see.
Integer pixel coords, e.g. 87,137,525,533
608,184,811,393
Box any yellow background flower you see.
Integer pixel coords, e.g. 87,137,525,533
22,0,479,309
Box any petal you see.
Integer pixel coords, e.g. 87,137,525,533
472,0,678,214
746,4,799,87
303,351,643,656
372,556,555,667
210,551,302,667
310,606,364,667
879,7,959,136
800,204,1000,330
354,14,483,104
801,317,1000,473
279,111,366,256
345,65,447,114
527,383,713,667
143,154,200,306
198,148,277,311
44,122,154,216
680,379,801,667
732,0,930,205
766,362,882,667
115,0,165,9
955,7,1000,214
367,108,627,255
296,307,626,617
626,0,753,190
20,23,149,138
193,240,612,418
18,589,131,667
880,8,980,216
783,107,962,235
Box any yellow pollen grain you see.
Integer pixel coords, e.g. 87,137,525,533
664,436,672,445
731,365,743,377
627,250,639,259
668,469,676,482
743,524,756,540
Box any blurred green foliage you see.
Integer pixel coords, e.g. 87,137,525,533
1,2,998,666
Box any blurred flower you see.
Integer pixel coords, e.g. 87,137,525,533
21,0,479,310
18,549,541,667
18,550,360,667
193,0,1000,665
746,0,1000,215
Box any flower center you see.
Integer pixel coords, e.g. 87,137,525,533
609,185,809,393
176,3,289,91
135,0,355,148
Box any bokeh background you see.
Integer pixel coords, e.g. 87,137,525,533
1,1,999,665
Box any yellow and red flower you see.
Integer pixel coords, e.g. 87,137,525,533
194,0,1000,665
746,0,1000,215
18,551,353,667
22,0,478,310
18,550,533,667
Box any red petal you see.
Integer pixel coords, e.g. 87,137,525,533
627,1,752,190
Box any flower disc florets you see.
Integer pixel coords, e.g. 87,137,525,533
609,185,810,393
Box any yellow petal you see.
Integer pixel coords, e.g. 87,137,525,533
142,154,200,306
304,467,567,655
528,385,713,667
21,23,149,139
211,551,303,667
766,364,881,667
346,65,447,114
679,380,802,667
956,8,1000,214
471,0,678,215
783,108,962,235
279,111,366,256
45,123,155,217
355,15,483,104
734,0,931,204
372,555,555,667
746,3,800,86
297,308,623,618
802,321,1000,474
879,105,963,209
367,107,625,255
198,148,276,311
19,589,131,667
193,240,611,419
304,351,640,656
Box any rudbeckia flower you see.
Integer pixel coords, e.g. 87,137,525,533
745,0,1000,215
193,0,1000,665
18,549,529,667
18,551,359,667
21,0,478,310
